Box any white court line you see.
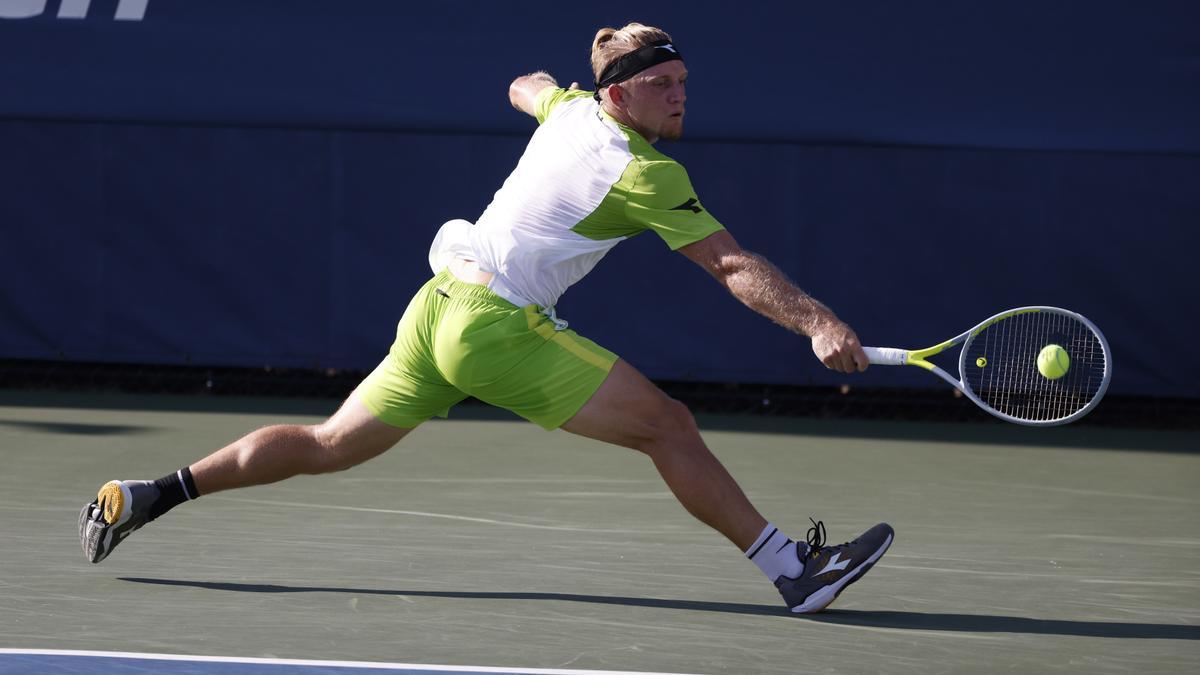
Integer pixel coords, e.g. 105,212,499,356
950,480,1199,505
213,496,676,534
1041,534,1200,547
337,478,655,484
0,649,702,675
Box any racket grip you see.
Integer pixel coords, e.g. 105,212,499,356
863,347,909,366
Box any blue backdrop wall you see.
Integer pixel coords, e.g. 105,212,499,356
2,1,1198,398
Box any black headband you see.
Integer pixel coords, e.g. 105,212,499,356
593,39,684,101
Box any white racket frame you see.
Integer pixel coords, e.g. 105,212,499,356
863,306,1112,426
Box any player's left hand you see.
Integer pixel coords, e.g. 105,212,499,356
812,321,869,373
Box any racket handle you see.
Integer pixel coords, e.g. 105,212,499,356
863,347,909,366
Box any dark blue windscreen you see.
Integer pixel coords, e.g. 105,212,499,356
2,2,1197,398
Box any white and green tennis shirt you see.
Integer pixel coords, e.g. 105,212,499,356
428,87,724,310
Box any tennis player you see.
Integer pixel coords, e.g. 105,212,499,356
80,23,894,614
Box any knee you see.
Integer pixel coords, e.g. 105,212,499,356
638,397,703,456
308,423,361,474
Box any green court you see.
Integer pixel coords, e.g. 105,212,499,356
1,392,1197,674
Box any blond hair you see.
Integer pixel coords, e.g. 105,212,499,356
590,22,673,83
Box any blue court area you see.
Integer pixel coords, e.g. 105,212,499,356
0,393,1197,674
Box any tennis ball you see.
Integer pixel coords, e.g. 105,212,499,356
976,357,987,368
1037,344,1070,379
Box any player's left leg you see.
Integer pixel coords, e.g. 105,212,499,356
188,393,411,495
80,271,470,565
79,394,414,564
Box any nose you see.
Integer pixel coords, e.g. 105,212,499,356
670,82,686,104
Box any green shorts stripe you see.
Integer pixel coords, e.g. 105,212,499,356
357,269,617,430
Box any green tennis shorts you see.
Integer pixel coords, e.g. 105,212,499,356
357,269,618,430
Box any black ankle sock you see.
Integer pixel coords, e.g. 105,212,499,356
149,467,199,521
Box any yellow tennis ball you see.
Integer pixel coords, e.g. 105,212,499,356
976,357,987,367
1037,344,1070,379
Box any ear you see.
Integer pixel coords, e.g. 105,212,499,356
607,84,626,106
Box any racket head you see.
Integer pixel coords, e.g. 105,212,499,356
956,306,1112,426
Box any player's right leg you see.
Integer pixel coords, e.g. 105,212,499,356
443,287,894,613
559,359,894,614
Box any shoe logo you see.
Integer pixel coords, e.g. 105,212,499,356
814,552,850,576
670,197,702,214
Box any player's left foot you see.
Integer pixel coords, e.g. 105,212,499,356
79,480,160,563
775,520,894,613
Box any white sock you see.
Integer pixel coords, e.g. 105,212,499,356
746,523,805,581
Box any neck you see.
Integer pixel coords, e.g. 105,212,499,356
601,103,658,144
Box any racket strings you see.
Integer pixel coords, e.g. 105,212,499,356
963,311,1108,423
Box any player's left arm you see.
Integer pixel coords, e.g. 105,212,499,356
509,72,580,117
678,230,869,373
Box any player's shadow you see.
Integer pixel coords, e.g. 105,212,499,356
120,577,1198,641
0,419,158,435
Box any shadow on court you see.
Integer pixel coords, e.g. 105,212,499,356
0,419,159,436
2,390,1195,452
808,609,1200,640
120,577,1200,641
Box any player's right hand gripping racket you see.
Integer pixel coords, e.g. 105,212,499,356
863,306,1112,426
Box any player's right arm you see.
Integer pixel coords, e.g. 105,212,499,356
623,159,868,373
679,230,869,374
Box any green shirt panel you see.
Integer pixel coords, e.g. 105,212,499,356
572,125,725,249
534,87,726,249
623,155,725,250
535,86,593,124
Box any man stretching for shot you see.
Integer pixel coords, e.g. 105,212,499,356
80,23,894,614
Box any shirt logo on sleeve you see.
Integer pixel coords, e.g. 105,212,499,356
669,197,703,214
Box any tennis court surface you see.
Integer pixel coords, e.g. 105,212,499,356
1,393,1197,674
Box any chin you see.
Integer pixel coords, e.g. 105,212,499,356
661,126,684,141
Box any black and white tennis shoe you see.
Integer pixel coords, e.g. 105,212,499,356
776,519,894,613
79,480,160,563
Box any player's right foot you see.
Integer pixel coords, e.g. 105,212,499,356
79,480,160,563
775,520,894,613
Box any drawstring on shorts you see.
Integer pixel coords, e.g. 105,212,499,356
541,306,569,331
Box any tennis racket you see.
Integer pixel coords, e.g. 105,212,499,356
863,306,1112,426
